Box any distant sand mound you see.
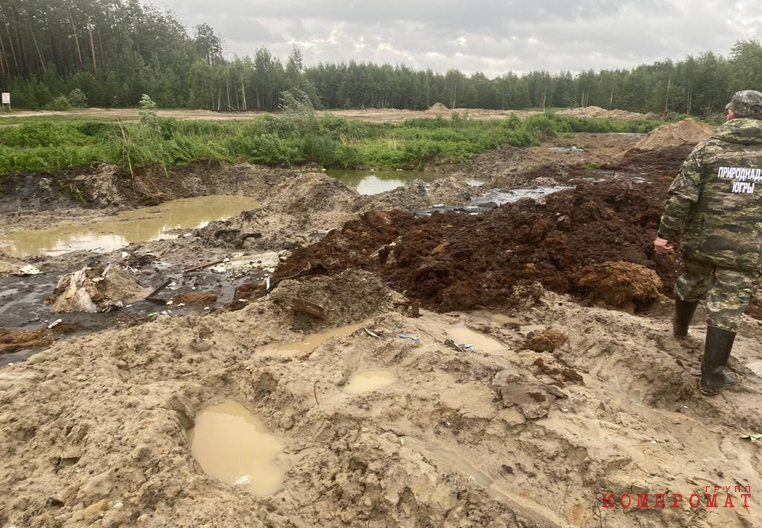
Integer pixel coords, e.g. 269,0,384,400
631,118,714,151
557,106,647,120
425,102,450,114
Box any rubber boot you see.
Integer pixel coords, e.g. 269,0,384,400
700,326,738,396
673,299,699,339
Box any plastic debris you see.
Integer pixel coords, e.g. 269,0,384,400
121,252,130,259
399,333,420,342
210,264,227,273
445,339,465,352
234,475,251,486
364,328,380,338
48,319,63,329
50,265,148,313
741,433,762,442
18,265,41,276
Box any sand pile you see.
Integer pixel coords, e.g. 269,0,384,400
425,102,450,114
274,180,680,312
260,172,360,215
629,118,714,151
556,106,648,120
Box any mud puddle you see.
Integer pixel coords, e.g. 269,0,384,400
343,369,397,394
187,400,285,497
257,323,364,356
447,325,507,354
0,195,260,257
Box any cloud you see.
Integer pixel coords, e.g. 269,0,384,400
157,0,758,76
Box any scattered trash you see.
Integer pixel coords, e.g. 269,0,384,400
292,299,327,319
364,328,380,338
121,252,130,259
113,502,123,509
445,339,465,352
210,264,228,273
741,433,762,442
47,319,63,329
18,265,41,276
399,333,420,342
50,265,150,313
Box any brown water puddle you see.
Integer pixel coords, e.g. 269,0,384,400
257,323,364,356
343,369,397,395
1,195,260,257
187,400,284,497
447,325,507,354
490,314,523,325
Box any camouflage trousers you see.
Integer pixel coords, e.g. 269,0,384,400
675,257,761,333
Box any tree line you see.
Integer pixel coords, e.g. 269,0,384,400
1,0,760,114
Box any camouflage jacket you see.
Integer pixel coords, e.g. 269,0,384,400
658,118,762,270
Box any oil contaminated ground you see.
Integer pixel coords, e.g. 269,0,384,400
3,115,762,528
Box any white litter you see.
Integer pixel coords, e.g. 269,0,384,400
18,265,41,275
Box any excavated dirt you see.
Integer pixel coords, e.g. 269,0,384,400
0,323,79,354
8,120,762,528
273,180,680,312
3,271,762,527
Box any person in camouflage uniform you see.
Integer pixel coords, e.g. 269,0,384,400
655,90,762,396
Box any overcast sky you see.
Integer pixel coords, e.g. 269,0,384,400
158,0,760,77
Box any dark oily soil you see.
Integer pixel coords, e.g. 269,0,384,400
274,180,682,311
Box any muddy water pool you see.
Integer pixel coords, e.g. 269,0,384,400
188,399,285,497
447,325,507,354
0,195,260,257
343,369,397,395
327,169,485,195
257,323,365,356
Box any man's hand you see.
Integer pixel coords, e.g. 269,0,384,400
654,237,674,255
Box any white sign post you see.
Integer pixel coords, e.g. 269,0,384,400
1,92,9,112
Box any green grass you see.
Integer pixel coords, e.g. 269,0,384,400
0,113,665,175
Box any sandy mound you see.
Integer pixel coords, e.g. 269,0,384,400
556,106,647,120
270,269,395,331
574,261,663,312
630,118,714,151
425,102,450,114
261,173,360,215
0,250,27,276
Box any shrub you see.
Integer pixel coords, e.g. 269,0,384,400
45,96,73,111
